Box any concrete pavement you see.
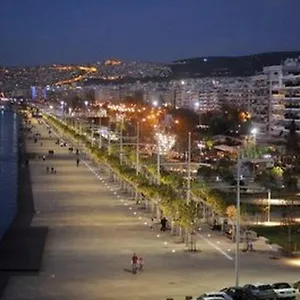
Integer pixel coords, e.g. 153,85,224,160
2,120,300,300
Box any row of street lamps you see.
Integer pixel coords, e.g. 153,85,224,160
64,108,268,287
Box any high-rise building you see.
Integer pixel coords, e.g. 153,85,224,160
263,58,300,136
248,74,269,134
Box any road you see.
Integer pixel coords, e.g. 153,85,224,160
2,119,300,300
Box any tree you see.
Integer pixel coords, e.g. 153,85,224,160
226,205,236,220
200,104,251,137
286,119,300,155
281,198,297,256
168,108,199,151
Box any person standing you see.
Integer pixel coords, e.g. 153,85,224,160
76,158,80,167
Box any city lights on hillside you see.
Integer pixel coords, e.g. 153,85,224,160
155,131,176,154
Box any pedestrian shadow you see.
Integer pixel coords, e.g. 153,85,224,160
123,268,134,274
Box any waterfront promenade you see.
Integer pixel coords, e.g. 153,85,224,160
2,120,300,300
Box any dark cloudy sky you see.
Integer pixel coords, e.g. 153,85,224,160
1,0,299,66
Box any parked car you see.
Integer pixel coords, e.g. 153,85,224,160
220,286,259,300
272,282,296,299
195,292,233,300
243,283,277,300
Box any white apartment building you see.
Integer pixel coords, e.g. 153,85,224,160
219,78,250,110
171,78,221,112
262,58,300,136
90,57,300,138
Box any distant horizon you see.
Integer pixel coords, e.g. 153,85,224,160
1,49,300,68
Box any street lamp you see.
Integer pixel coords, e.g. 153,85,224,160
91,119,95,147
235,155,274,287
157,138,161,185
267,189,271,223
152,100,158,107
136,122,140,176
187,132,191,204
99,117,102,149
108,119,111,156
60,101,65,121
235,155,242,288
119,116,124,165
251,128,258,145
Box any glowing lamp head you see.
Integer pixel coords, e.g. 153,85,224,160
251,128,258,135
152,100,158,107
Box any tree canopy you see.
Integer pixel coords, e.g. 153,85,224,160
286,119,300,155
200,104,251,136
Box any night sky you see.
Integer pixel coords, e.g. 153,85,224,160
1,0,300,66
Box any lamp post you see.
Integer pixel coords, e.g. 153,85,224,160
235,155,273,287
60,101,65,122
120,116,124,165
187,132,191,204
108,119,111,156
157,137,161,185
267,189,271,222
251,128,258,145
99,117,102,149
235,155,241,287
91,119,95,147
136,122,140,176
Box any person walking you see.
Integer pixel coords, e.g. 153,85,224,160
150,218,154,231
161,217,167,231
131,253,138,274
76,158,80,167
138,257,144,271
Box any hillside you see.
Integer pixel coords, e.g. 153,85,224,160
170,51,300,78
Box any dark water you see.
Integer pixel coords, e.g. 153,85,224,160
0,110,19,241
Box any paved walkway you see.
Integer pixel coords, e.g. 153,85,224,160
2,120,300,300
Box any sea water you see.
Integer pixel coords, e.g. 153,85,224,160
0,110,19,241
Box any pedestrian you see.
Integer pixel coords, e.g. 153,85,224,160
131,253,138,274
51,167,54,173
161,217,167,231
150,218,154,231
76,149,79,155
46,166,49,173
138,257,144,271
42,155,46,161
76,158,80,167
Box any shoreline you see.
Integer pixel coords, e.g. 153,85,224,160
0,114,48,298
